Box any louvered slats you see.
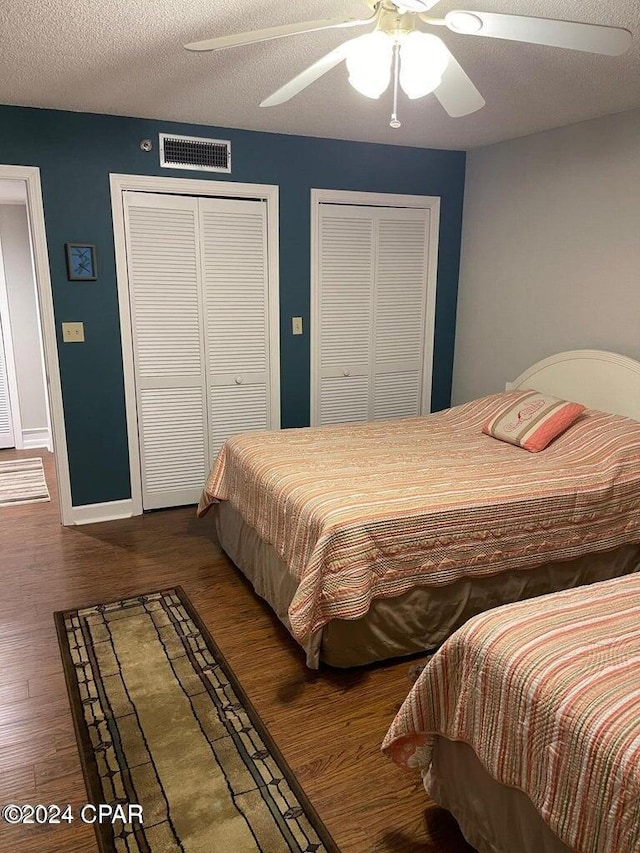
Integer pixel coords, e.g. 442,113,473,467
319,215,373,369
127,205,202,378
320,376,369,424
209,384,268,458
374,372,421,420
125,191,272,509
139,387,206,508
200,202,268,376
375,218,427,365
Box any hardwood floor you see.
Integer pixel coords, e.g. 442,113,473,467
0,448,474,853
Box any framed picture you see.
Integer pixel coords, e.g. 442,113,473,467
65,243,97,281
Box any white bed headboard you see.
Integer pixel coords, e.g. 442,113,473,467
507,350,640,421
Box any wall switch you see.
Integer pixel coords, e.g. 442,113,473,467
292,316,303,336
62,322,85,343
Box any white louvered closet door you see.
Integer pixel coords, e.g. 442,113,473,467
199,197,270,460
316,206,374,424
314,203,432,425
125,192,207,510
0,312,15,448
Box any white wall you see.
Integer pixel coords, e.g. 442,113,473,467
452,108,640,404
0,203,49,443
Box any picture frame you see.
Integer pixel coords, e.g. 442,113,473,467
65,243,97,281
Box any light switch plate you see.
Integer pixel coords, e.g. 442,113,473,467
292,316,303,335
62,322,85,342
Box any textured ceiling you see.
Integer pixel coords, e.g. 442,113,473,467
1,0,639,149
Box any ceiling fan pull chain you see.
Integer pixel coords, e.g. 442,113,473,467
390,40,401,128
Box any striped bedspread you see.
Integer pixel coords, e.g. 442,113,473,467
381,573,640,853
198,393,640,642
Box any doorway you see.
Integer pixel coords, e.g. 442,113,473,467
0,180,51,451
0,165,72,524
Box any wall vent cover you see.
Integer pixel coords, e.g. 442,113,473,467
159,133,231,173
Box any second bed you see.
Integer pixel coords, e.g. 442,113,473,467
382,571,640,853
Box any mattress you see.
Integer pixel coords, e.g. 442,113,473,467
213,500,640,668
382,573,640,853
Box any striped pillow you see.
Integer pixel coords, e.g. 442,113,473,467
482,390,585,452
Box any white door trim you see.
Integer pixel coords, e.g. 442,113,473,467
110,173,280,517
0,232,23,448
310,188,441,426
0,165,72,524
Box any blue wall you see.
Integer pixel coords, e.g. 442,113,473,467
0,105,466,506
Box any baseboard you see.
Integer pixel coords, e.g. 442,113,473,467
22,427,51,450
70,499,135,525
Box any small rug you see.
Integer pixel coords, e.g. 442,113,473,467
0,456,50,506
55,587,338,853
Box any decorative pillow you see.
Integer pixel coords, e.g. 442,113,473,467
482,390,585,452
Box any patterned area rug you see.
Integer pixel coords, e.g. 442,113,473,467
0,456,50,506
56,588,338,853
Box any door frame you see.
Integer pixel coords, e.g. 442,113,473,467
110,173,280,516
0,232,23,448
309,188,441,426
0,165,72,523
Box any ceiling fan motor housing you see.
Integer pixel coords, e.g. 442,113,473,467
366,0,436,11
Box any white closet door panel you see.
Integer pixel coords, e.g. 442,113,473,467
320,376,369,424
199,196,271,466
373,371,421,420
200,198,269,377
124,192,207,510
209,383,268,458
319,209,373,370
125,195,203,380
139,387,207,509
372,210,429,420
375,212,429,367
0,313,14,448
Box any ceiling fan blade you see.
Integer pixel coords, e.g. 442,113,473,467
433,44,485,117
260,43,352,107
443,11,632,55
185,15,373,52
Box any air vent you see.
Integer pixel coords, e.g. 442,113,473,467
159,133,231,173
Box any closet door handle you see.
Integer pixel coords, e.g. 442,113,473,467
342,369,351,377
235,377,244,385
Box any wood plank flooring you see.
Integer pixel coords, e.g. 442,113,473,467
0,448,474,853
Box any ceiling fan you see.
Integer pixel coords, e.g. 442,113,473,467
185,1,632,128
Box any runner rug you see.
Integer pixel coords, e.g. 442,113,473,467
0,456,50,506
55,587,338,853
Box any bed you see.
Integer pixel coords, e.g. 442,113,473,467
381,571,640,853
198,349,640,668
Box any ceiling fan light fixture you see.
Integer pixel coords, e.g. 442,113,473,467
345,31,393,99
445,11,483,34
399,32,449,99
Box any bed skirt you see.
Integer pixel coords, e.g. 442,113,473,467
427,736,572,853
211,500,640,668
